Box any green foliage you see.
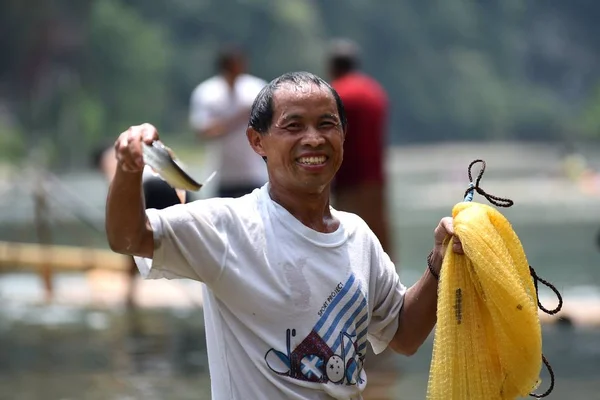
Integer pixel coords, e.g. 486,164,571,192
79,0,169,157
2,0,600,168
579,86,600,138
0,121,25,163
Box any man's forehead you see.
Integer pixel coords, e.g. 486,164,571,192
273,82,337,113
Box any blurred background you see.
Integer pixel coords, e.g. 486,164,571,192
1,1,600,399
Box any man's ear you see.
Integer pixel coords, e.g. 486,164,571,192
247,126,267,158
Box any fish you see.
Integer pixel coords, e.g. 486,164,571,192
142,141,214,191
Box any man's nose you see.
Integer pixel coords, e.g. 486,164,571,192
302,127,326,147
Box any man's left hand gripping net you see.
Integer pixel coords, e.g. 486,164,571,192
426,160,563,400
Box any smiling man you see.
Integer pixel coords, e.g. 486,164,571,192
105,71,462,400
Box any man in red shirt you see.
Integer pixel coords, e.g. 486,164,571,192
328,39,394,260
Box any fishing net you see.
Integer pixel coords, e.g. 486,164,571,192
426,160,563,400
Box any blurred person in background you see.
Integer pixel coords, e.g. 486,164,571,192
327,38,394,262
189,45,268,198
92,144,187,308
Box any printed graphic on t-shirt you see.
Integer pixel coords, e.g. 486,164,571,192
264,274,368,385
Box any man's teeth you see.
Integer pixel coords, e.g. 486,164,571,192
298,156,326,165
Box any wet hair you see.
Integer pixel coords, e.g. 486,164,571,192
328,38,360,77
248,71,347,135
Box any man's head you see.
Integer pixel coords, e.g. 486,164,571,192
216,45,246,84
327,38,361,80
91,142,117,181
247,71,347,194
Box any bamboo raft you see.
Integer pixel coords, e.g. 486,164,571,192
0,240,598,327
0,240,130,272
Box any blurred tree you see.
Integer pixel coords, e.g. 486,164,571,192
318,0,571,143
122,0,326,137
0,0,169,168
2,0,600,168
81,0,169,149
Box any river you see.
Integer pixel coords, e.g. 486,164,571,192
0,142,598,399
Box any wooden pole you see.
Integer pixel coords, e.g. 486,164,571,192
33,172,53,301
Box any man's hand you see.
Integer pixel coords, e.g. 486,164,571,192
430,217,464,275
434,216,464,254
198,107,252,139
114,123,160,173
106,123,160,258
200,120,228,139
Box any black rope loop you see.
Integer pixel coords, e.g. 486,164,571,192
463,159,514,207
529,354,555,398
526,265,562,398
530,266,564,315
528,267,561,399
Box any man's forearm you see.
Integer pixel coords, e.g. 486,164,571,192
105,169,150,257
197,108,251,139
390,250,442,355
198,121,227,139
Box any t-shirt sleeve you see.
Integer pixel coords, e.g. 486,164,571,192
133,200,229,286
367,241,407,354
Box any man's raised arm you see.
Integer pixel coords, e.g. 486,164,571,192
105,124,159,259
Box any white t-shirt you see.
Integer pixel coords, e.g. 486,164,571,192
135,184,406,400
190,74,268,188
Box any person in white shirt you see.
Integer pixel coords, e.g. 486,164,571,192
105,71,463,400
190,46,268,198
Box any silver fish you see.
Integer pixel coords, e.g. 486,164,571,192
142,141,212,192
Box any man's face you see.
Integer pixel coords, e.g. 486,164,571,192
229,56,246,77
250,82,345,194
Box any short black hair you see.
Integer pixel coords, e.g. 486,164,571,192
328,38,360,76
248,71,347,135
91,142,113,170
216,45,245,73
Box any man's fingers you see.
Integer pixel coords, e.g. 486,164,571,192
112,123,160,173
434,217,453,245
452,236,464,254
434,216,464,254
112,125,151,172
441,217,454,236
125,126,145,168
115,150,138,172
141,123,159,144
126,143,143,169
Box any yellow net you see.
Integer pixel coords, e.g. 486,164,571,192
426,160,561,400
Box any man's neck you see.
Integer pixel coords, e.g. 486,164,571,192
223,72,240,88
331,70,354,82
268,184,338,234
